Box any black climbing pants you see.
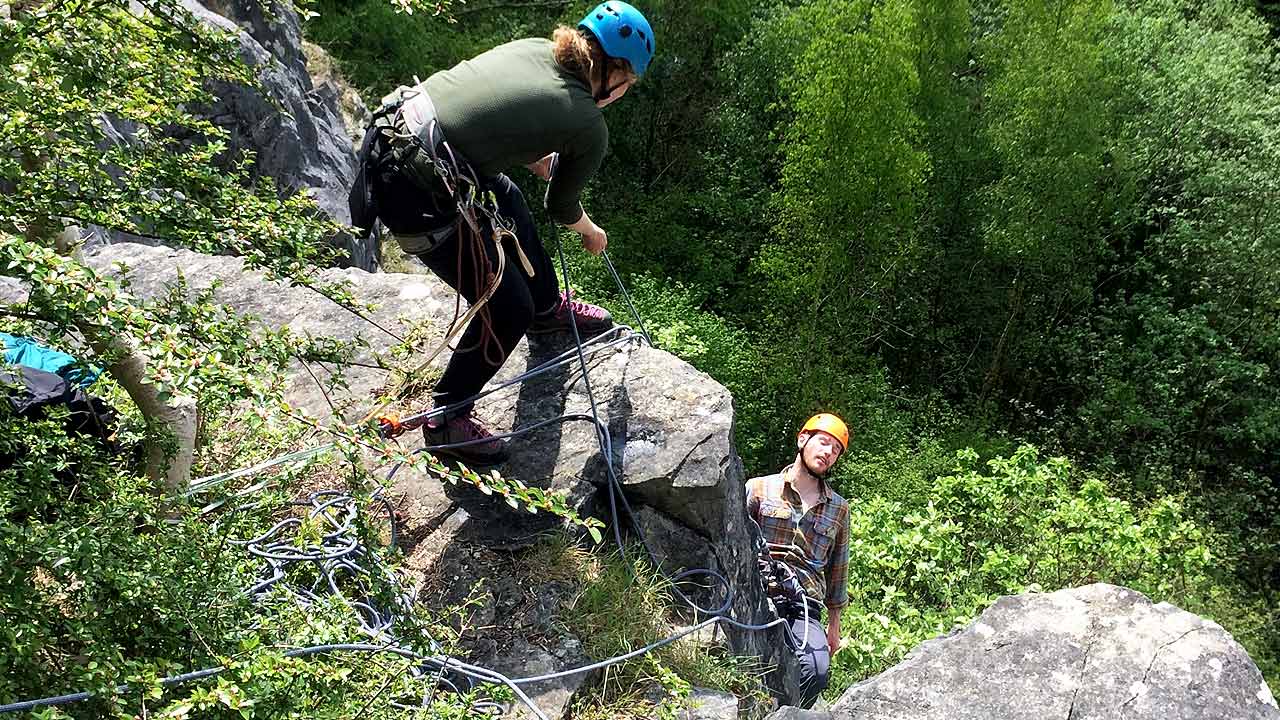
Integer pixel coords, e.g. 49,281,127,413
776,594,831,708
411,173,559,416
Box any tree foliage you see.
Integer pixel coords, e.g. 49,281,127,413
1,0,602,714
4,0,1280,708
831,445,1222,686
307,1,1279,687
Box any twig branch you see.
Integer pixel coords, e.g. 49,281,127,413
353,657,415,717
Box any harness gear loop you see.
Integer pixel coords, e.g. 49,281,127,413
496,226,535,277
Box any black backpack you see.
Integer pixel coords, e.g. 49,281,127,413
2,365,117,442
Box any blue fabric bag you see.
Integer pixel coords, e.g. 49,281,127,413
0,332,101,388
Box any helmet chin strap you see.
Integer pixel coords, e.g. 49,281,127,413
597,79,628,103
593,57,630,103
799,437,833,479
593,60,611,102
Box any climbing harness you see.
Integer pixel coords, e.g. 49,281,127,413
355,80,548,425
759,546,815,654
749,514,817,655
371,81,536,278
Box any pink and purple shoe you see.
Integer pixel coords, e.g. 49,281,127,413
528,290,614,337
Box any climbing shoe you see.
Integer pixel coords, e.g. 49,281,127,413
528,290,614,337
422,413,509,465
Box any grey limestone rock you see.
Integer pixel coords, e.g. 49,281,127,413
484,636,593,720
196,0,371,268
302,40,372,149
98,0,374,269
814,583,1279,720
681,688,740,720
765,709,831,720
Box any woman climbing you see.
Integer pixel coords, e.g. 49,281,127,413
352,2,656,465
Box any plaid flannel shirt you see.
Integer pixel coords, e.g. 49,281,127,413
745,468,850,613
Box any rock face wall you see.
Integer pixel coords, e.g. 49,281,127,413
89,1,375,269
191,0,373,269
769,584,1280,720
59,242,804,712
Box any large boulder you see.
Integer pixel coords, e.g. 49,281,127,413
50,242,805,710
769,584,1279,720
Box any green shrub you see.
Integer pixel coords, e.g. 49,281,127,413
529,537,768,720
0,395,487,717
830,444,1218,693
0,410,254,715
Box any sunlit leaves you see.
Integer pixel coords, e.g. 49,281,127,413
832,445,1215,687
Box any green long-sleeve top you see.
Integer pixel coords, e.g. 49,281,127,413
423,38,607,226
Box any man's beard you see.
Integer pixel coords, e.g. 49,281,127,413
801,454,832,479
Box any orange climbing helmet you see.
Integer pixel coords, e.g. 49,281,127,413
799,412,850,451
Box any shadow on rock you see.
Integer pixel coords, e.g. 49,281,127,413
441,335,627,550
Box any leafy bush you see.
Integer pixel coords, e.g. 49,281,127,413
1,409,251,714
830,445,1219,691
0,395,489,718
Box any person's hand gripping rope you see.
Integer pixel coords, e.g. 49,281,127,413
532,152,607,255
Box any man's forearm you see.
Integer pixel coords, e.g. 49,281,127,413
566,209,595,234
826,611,842,651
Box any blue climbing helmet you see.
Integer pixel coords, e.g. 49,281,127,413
578,1,655,77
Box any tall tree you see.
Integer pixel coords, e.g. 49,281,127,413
755,0,928,420
973,0,1121,403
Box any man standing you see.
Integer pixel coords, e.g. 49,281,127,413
745,413,851,706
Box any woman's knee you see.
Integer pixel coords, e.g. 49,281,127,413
489,173,523,202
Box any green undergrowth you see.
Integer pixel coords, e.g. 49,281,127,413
378,239,428,276
525,535,770,720
305,0,579,99
0,394,487,718
830,444,1276,695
